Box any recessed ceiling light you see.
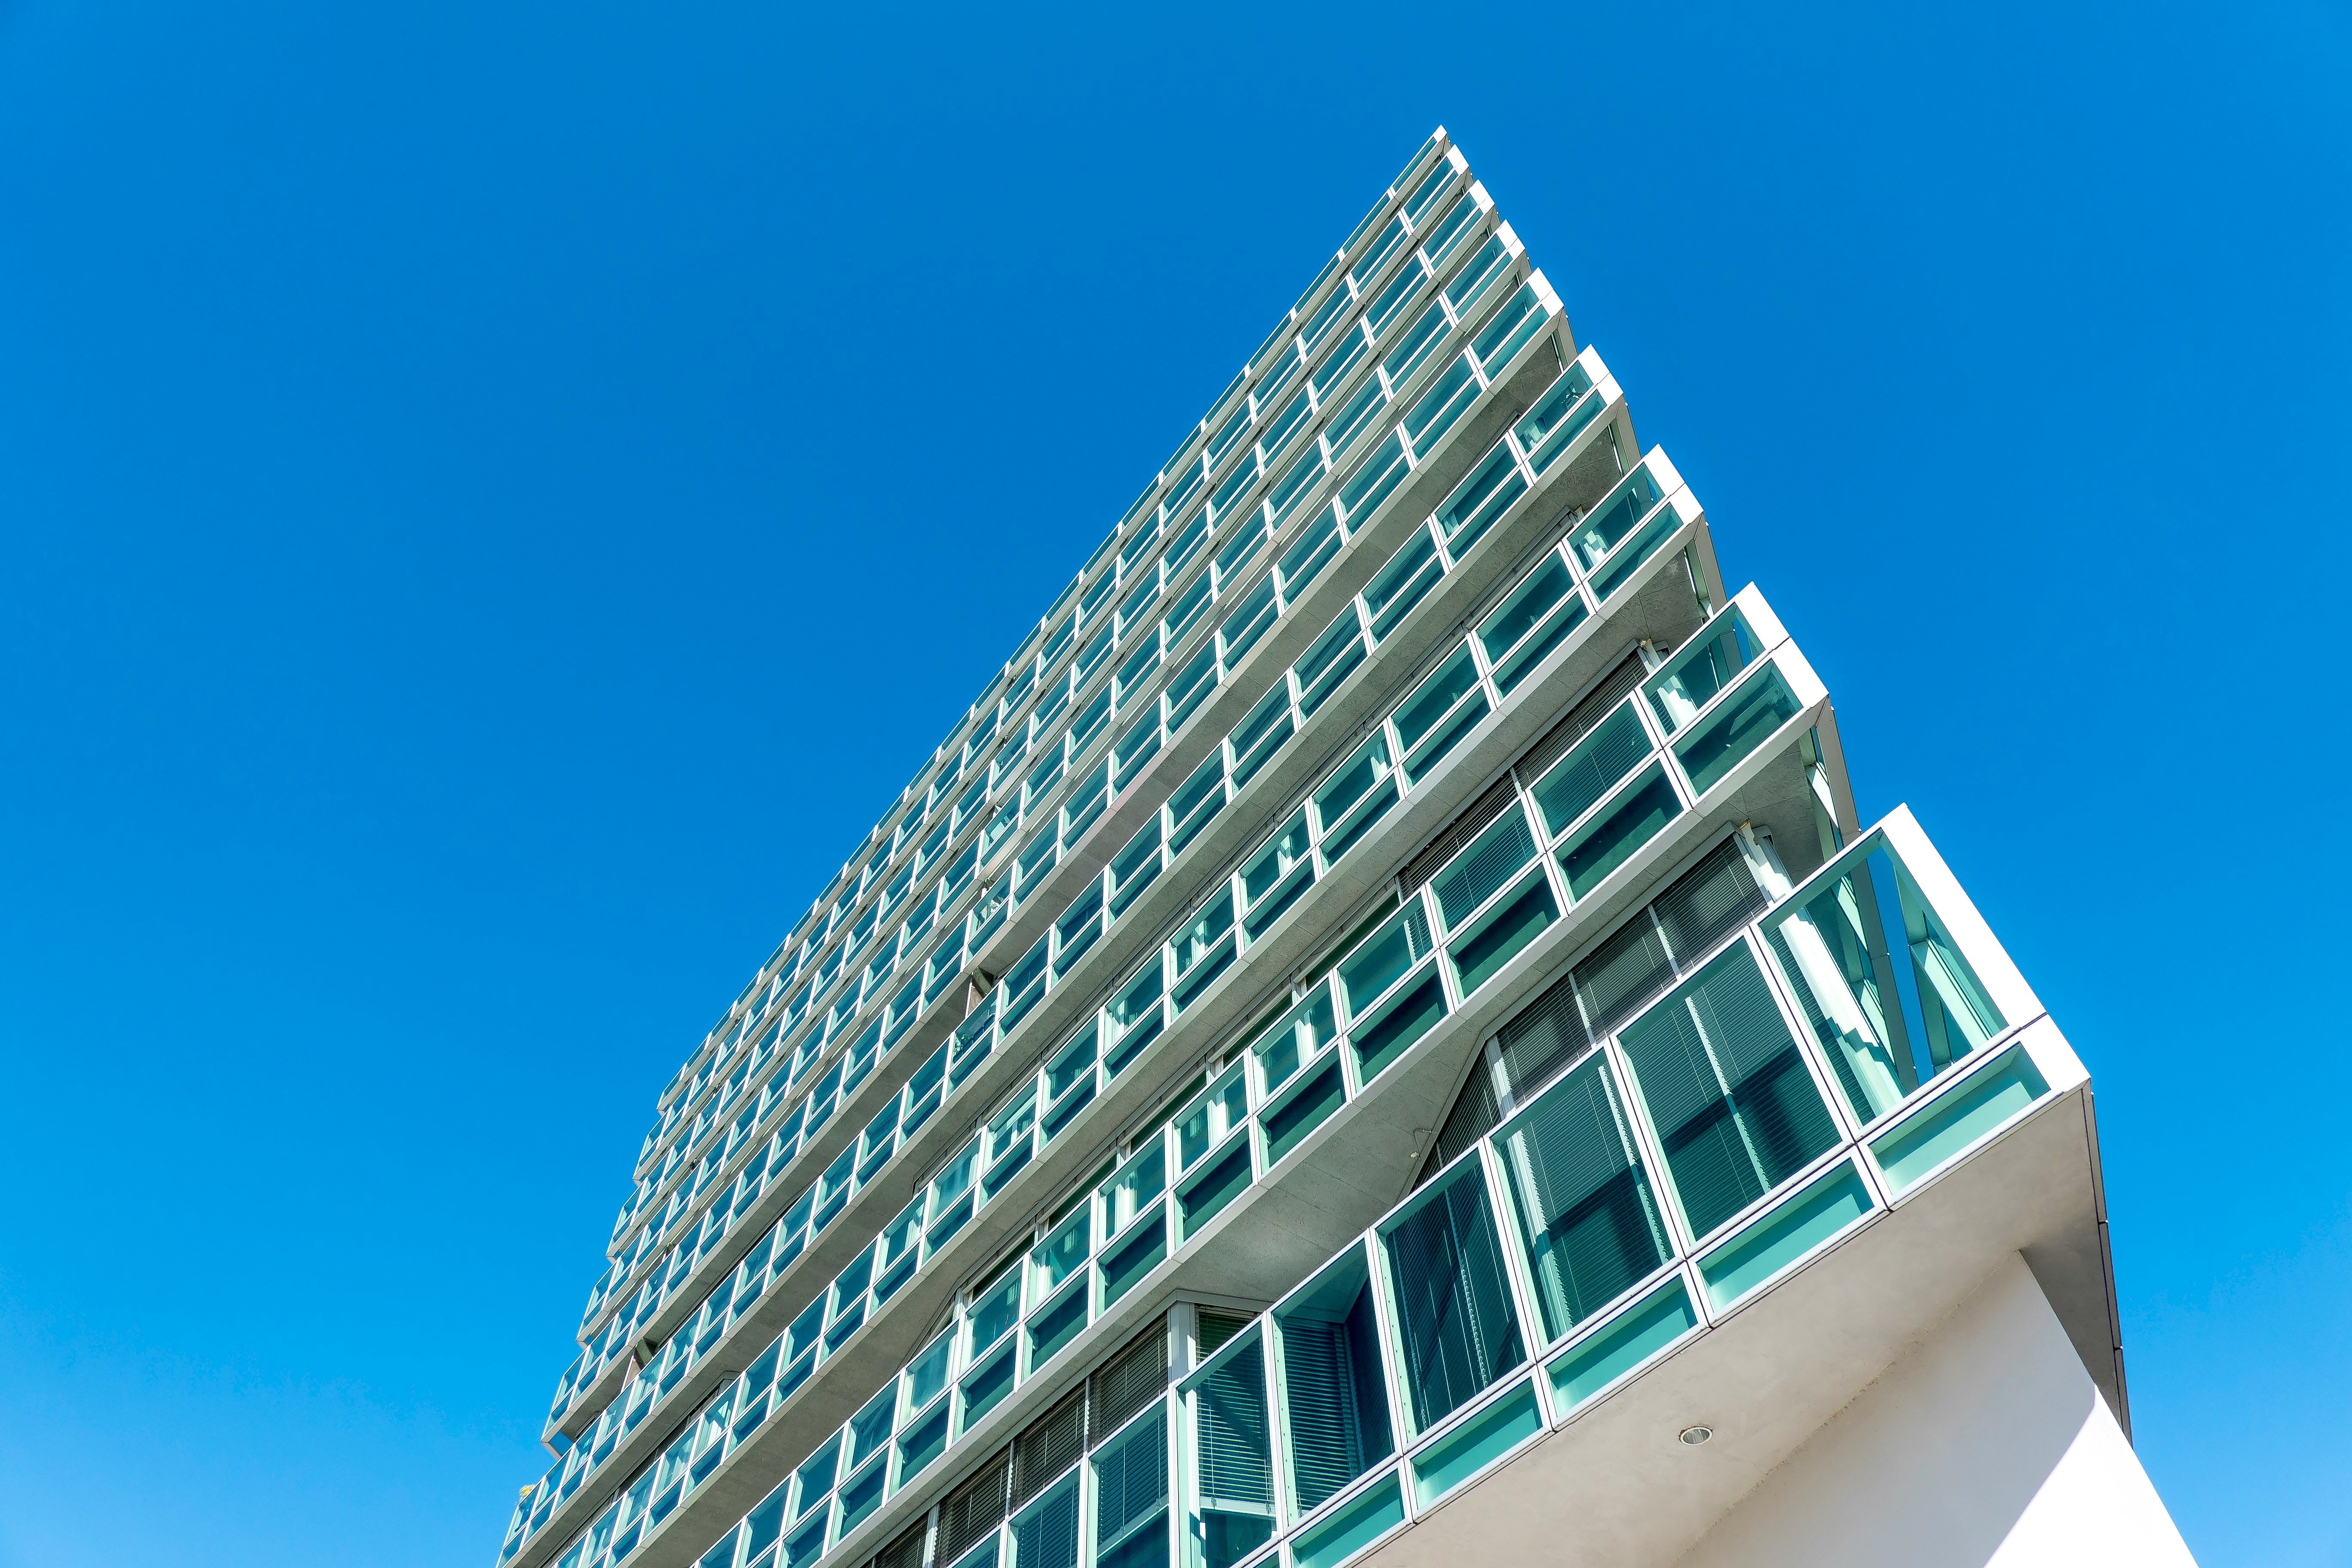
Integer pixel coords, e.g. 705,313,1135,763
1677,1424,1713,1446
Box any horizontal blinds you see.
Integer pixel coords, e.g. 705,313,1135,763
1010,1387,1086,1508
1089,1326,1169,1440
1499,1057,1668,1334
1617,944,1838,1237
1381,1165,1525,1430
1195,1339,1273,1510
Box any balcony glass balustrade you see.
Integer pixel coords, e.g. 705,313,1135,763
505,585,1826,1568
502,808,2061,1568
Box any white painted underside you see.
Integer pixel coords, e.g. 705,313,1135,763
1672,1256,2196,1568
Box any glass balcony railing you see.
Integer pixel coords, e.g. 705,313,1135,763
501,593,1853,1568
507,807,2066,1568
521,425,1664,1515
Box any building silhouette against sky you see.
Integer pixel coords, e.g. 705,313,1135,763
495,129,2194,1568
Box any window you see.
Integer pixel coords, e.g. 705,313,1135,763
1495,1055,1670,1338
1092,1408,1170,1568
1274,1250,1393,1519
1616,943,1841,1239
1379,1161,1525,1433
1185,1334,1274,1568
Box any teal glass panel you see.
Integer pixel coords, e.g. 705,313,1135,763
1105,962,1167,1076
1316,754,1398,866
1416,194,1477,271
1262,1057,1345,1165
942,1535,995,1568
1672,664,1801,796
1871,1049,2048,1192
1360,529,1442,642
1557,765,1681,902
1392,644,1486,780
1025,1277,1089,1372
835,1455,886,1536
1277,511,1343,594
1546,1275,1698,1412
1350,968,1448,1083
1587,511,1681,601
1698,1161,1874,1310
1093,1408,1170,1568
1401,147,1451,217
1045,1023,1099,1103
1324,375,1391,461
895,1404,949,1486
1295,613,1366,722
1449,878,1557,995
1530,701,1651,838
1495,1054,1671,1339
1177,1137,1254,1241
1257,389,1313,466
1291,1473,1404,1568
1338,434,1409,523
1391,644,1482,756
1442,236,1507,313
1643,607,1758,735
1403,358,1478,454
1476,554,1586,695
968,1262,1023,1359
1470,283,1545,375
1381,299,1449,386
1351,215,1409,290
1409,1380,1542,1507
1430,807,1536,928
1433,441,1527,556
1617,944,1840,1240
1337,902,1431,1017
1513,364,1599,475
1103,1142,1165,1234
1251,986,1336,1100
958,1341,1016,1433
1099,1202,1168,1307
1012,1471,1080,1568
847,1387,896,1470
1764,835,2007,1123
791,1433,839,1519
1368,253,1428,337
1178,1066,1250,1171
902,1331,953,1417
1310,325,1367,402
1567,464,1664,572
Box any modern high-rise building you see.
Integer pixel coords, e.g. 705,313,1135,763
494,129,2194,1568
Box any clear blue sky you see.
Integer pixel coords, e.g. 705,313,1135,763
1,2,2344,1565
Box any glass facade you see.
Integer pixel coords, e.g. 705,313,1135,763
494,126,2079,1568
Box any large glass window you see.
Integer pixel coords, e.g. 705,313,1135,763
1274,1250,1393,1521
1673,664,1801,796
1184,1333,1274,1568
1763,836,2006,1123
1378,1160,1524,1434
1495,1056,1671,1339
1092,1408,1170,1568
1617,944,1840,1240
1010,1470,1080,1568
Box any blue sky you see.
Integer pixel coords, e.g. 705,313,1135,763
1,1,2346,1565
